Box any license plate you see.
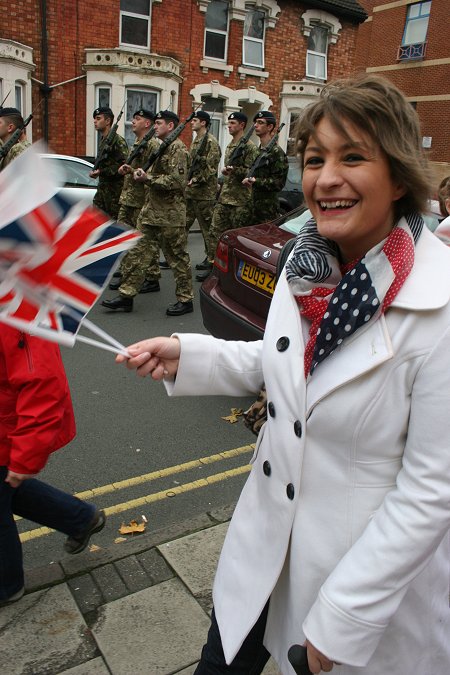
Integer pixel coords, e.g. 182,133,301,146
238,261,275,294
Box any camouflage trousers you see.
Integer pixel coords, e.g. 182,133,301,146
207,202,253,262
120,224,193,302
116,205,172,275
186,198,215,257
117,204,141,227
116,205,141,276
251,195,281,225
93,180,123,220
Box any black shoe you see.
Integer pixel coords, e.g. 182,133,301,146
0,587,25,607
112,271,121,278
64,510,106,555
195,257,212,271
159,260,170,269
139,280,160,294
166,300,194,316
101,295,133,312
109,277,122,290
195,269,212,282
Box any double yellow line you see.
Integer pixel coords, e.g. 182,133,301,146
19,444,254,543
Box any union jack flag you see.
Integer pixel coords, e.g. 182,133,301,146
0,192,140,346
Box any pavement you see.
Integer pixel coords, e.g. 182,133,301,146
1,503,281,675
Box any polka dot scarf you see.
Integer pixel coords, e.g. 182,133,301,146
285,213,424,378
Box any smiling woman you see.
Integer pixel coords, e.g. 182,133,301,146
116,75,450,675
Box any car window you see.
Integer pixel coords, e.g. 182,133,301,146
280,209,312,235
48,158,98,188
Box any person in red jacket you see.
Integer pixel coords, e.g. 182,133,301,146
0,325,106,606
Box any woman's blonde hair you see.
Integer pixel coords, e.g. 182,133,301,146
295,74,432,220
438,176,450,217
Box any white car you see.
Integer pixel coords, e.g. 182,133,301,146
40,154,98,203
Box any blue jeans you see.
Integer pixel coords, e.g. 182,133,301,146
0,466,96,601
194,603,270,674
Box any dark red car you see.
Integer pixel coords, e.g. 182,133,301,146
200,207,312,341
200,203,442,341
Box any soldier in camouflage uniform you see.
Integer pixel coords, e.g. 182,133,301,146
242,110,288,224
109,109,160,294
102,110,193,317
196,111,258,282
89,107,128,220
186,110,221,271
0,108,31,171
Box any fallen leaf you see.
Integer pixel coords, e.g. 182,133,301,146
119,519,146,535
115,537,127,544
222,408,244,424
89,544,101,552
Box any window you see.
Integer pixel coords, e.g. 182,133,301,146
306,25,328,80
15,82,24,113
95,86,111,153
120,0,151,49
96,86,111,109
124,88,158,146
287,111,300,155
243,8,265,68
402,2,431,45
204,0,229,62
201,95,224,144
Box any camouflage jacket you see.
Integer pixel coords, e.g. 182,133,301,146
119,137,159,208
137,138,189,228
0,139,31,171
219,139,258,207
97,133,128,182
186,132,221,202
251,144,288,198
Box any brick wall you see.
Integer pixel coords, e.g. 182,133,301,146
0,1,365,156
355,0,450,168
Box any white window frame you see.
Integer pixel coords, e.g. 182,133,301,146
306,50,327,81
242,6,265,69
94,85,112,153
402,1,431,46
204,0,230,63
120,0,152,51
14,81,25,114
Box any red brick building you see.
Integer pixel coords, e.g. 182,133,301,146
0,0,366,160
355,0,450,184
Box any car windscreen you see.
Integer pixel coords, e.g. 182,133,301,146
280,209,312,235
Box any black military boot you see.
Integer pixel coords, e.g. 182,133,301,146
109,276,122,290
195,257,212,271
139,280,160,294
166,300,193,316
101,295,133,312
195,269,211,282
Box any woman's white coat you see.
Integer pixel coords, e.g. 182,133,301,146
168,226,450,674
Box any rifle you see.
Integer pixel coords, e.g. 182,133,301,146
0,112,33,161
0,90,11,109
246,122,285,178
227,123,255,166
141,106,203,172
126,125,156,165
187,110,216,182
93,100,127,171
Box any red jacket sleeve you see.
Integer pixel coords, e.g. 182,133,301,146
0,327,76,475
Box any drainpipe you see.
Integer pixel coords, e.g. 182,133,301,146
40,0,51,142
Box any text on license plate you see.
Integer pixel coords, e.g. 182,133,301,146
238,261,275,294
